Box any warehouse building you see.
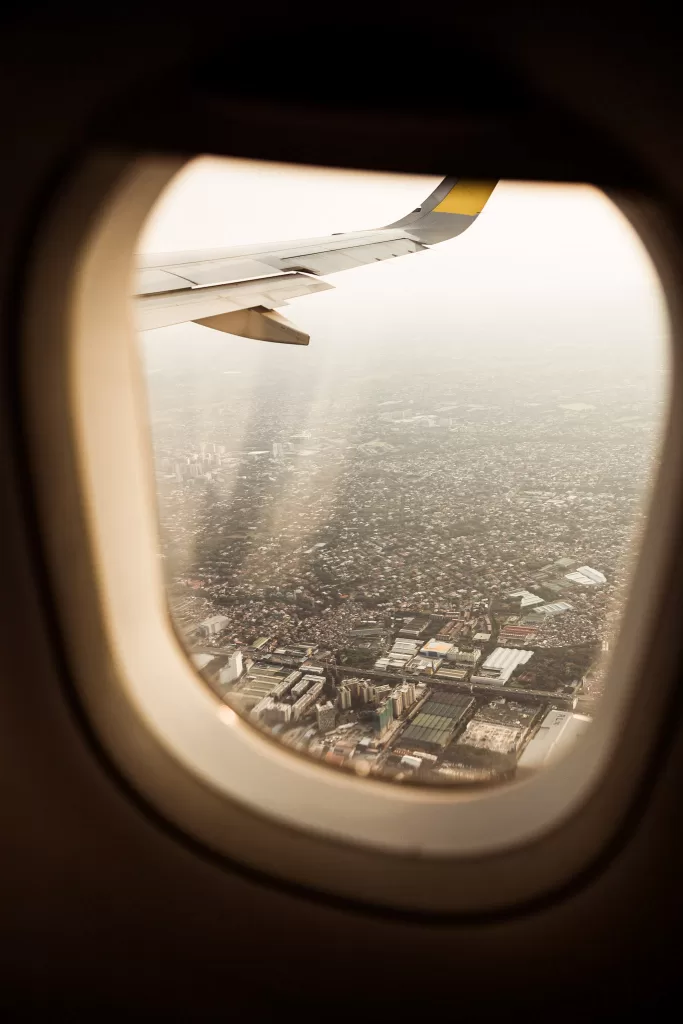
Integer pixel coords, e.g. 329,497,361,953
564,565,607,586
518,710,591,770
471,647,534,684
399,693,474,754
508,589,545,608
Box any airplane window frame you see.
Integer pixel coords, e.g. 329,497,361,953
20,151,683,914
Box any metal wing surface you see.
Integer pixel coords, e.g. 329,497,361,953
134,177,497,345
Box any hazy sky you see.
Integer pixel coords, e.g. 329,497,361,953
138,157,669,380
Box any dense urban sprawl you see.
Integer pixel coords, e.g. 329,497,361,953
143,333,663,783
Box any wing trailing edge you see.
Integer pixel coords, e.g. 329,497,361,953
134,176,498,341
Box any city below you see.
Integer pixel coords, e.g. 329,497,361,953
179,563,601,785
144,329,662,785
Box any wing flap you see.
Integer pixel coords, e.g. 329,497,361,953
194,306,309,346
136,269,190,294
163,258,286,288
135,272,333,332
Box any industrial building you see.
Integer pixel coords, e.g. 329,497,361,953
399,693,474,754
375,637,421,672
498,624,539,644
273,644,316,659
471,647,534,684
233,664,288,709
436,620,460,641
398,616,431,638
349,622,386,639
518,710,591,769
564,566,606,586
451,648,481,667
251,636,271,650
526,601,573,618
420,639,454,659
408,655,439,675
435,664,468,682
508,589,545,608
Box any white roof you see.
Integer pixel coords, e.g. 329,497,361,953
565,565,606,586
420,639,454,655
477,647,534,684
411,656,440,671
550,713,592,761
533,601,573,617
483,647,534,671
519,711,589,768
509,589,545,608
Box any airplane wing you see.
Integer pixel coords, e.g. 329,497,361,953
134,177,497,345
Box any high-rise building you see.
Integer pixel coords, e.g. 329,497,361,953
338,685,352,710
263,702,292,726
271,670,301,700
219,650,244,686
292,675,319,699
359,681,374,704
372,699,394,736
346,678,362,700
399,682,416,709
316,702,337,733
391,690,403,718
251,696,273,719
292,681,324,721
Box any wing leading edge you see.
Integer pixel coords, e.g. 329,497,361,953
134,177,497,343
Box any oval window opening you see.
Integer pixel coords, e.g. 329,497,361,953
134,157,669,788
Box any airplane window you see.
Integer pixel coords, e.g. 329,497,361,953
134,157,668,788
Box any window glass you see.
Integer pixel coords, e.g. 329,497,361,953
136,158,668,786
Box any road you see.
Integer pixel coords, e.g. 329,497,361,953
191,645,574,709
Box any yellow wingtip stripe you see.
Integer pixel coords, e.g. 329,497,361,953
433,180,498,216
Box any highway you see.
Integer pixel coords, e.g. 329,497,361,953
190,645,575,710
